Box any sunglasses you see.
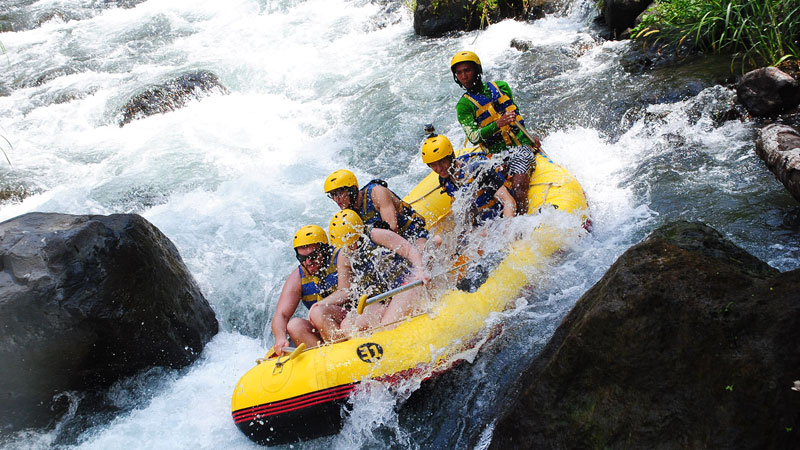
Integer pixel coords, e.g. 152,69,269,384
295,246,324,263
327,188,348,200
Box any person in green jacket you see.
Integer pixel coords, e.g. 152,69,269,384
450,50,541,215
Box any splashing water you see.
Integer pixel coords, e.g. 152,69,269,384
1,0,797,448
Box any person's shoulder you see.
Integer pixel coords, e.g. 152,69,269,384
491,80,512,92
462,151,488,161
456,94,473,106
287,265,303,283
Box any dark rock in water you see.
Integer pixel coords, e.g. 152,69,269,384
489,221,800,450
413,0,473,37
0,213,218,434
756,123,800,203
737,67,800,117
0,184,35,205
413,0,534,37
118,70,229,126
0,0,147,33
603,0,651,37
28,65,84,88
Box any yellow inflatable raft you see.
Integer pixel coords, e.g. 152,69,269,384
231,150,589,445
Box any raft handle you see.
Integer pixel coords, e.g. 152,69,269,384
256,346,292,364
271,343,306,375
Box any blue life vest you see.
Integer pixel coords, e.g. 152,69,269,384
358,180,428,241
298,245,339,309
462,81,525,148
440,152,506,225
349,237,410,298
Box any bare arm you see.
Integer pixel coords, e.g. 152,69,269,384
495,185,517,218
371,185,399,232
334,252,354,301
271,268,303,354
313,288,348,307
370,228,430,285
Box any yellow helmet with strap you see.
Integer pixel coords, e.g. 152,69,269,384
421,135,454,164
450,51,482,72
328,209,364,248
324,169,358,193
292,225,328,249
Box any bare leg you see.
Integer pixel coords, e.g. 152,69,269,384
380,286,423,327
510,173,530,215
341,302,385,336
286,317,322,348
308,304,348,342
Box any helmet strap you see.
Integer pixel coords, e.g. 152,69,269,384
349,187,359,209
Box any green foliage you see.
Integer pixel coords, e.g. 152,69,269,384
467,0,501,30
631,0,800,70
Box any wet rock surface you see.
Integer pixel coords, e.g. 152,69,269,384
0,212,218,434
413,0,534,37
737,66,800,117
489,221,800,450
603,0,651,36
118,70,229,126
757,124,800,203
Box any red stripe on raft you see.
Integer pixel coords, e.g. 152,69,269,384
232,384,355,419
233,391,353,423
232,384,357,423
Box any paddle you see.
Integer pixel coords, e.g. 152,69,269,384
490,99,541,151
511,120,541,151
356,261,471,314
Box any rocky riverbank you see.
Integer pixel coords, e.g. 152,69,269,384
489,221,800,449
0,213,218,435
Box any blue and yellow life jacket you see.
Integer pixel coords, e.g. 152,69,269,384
462,81,525,148
358,180,428,241
440,152,506,225
298,245,339,309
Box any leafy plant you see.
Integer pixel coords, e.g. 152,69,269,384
631,0,800,71
467,0,501,30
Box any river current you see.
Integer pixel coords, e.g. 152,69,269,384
1,0,798,449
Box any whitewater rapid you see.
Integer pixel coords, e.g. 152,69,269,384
1,0,796,448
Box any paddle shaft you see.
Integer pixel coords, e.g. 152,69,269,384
512,120,541,151
356,260,470,314
358,279,423,313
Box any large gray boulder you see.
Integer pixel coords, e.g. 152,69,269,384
0,213,218,433
756,123,800,203
489,221,800,449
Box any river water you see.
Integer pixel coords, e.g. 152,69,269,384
1,0,798,449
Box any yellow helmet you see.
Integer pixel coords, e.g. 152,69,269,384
324,169,358,193
328,209,364,248
292,225,328,249
450,51,482,72
421,135,454,164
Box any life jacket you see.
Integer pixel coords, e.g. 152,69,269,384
462,81,525,148
439,152,506,225
358,180,427,240
349,236,410,298
298,245,339,309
